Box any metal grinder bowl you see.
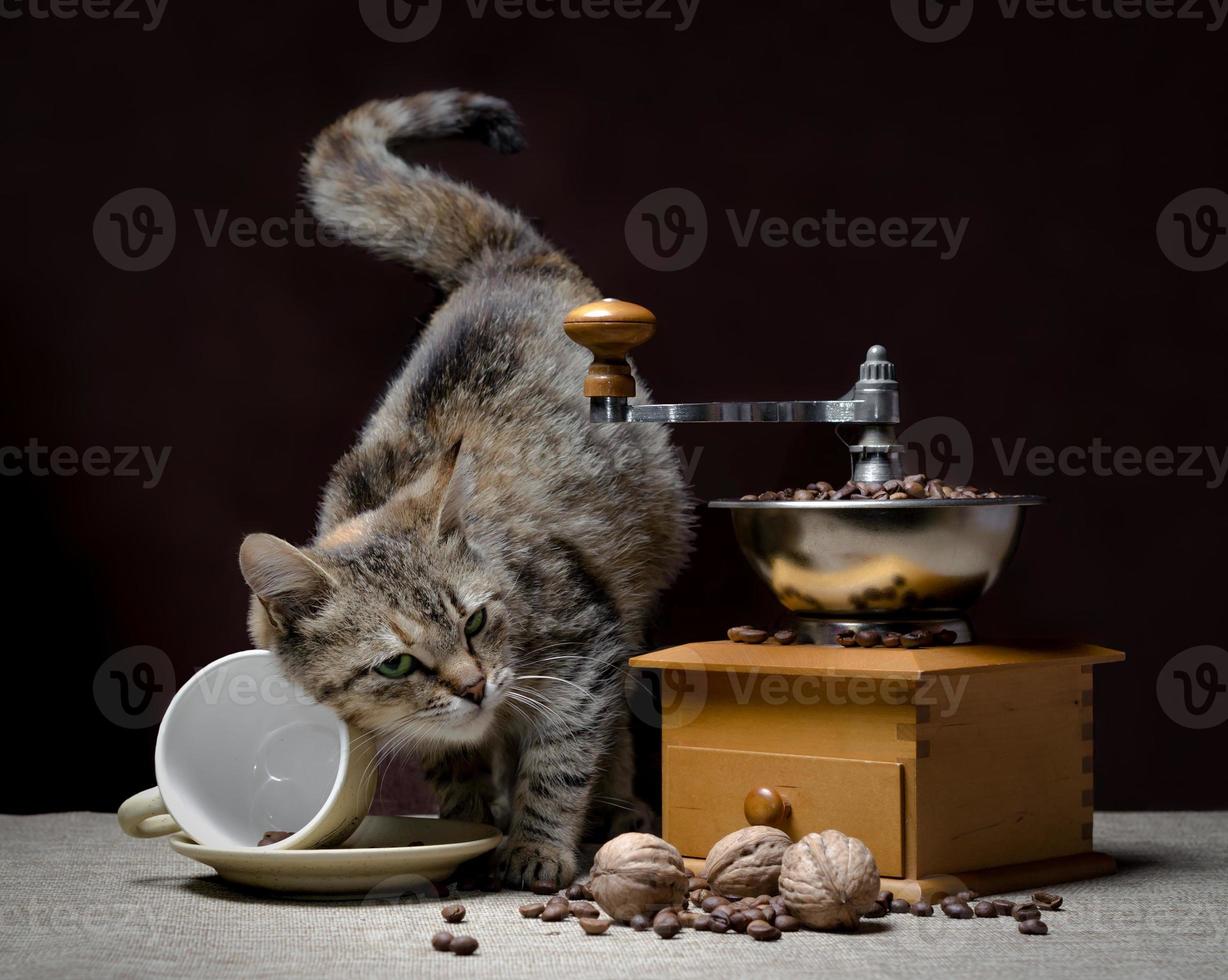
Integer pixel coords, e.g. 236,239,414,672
709,496,1046,644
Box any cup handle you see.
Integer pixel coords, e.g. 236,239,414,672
117,787,181,839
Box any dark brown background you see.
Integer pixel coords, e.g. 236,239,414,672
2,1,1225,815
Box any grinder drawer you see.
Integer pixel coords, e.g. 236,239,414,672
664,746,904,877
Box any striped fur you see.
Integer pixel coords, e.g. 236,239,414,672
238,91,691,886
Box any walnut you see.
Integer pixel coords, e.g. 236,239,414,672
588,833,689,922
778,830,880,930
702,826,792,897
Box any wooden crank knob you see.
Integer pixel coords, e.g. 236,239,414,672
744,786,792,828
563,298,656,398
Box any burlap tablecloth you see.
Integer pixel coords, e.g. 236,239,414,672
1,811,1224,979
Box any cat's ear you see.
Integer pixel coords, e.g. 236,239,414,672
239,533,335,628
435,440,476,542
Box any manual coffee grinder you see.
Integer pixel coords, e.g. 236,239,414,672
565,298,1124,900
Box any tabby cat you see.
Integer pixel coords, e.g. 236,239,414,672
237,90,691,886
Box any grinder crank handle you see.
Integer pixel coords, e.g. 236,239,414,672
563,298,657,399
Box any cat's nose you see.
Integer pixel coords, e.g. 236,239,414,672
459,677,486,705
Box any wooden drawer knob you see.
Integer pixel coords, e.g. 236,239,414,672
563,298,656,398
744,787,792,828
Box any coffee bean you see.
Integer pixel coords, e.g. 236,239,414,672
629,913,651,931
793,489,817,501
956,890,977,902
701,895,723,913
740,494,758,501
449,935,479,956
530,879,557,895
901,630,932,649
933,629,958,646
775,914,801,932
519,902,545,918
727,626,768,644
1033,891,1063,911
1019,919,1049,936
992,899,1016,917
441,904,465,924
882,632,901,647
570,901,599,919
773,629,797,645
708,917,730,934
693,914,711,931
653,914,681,939
580,918,610,935
710,904,734,924
730,911,751,932
431,930,454,952
743,908,766,924
974,901,997,918
836,629,858,648
944,902,974,919
541,903,569,922
877,890,894,908
831,484,855,500
939,895,960,910
910,902,933,917
747,920,782,941
903,481,926,498
769,896,788,915
1013,903,1041,922
856,629,882,648
565,883,588,901
861,904,888,918
257,830,293,846
890,898,912,913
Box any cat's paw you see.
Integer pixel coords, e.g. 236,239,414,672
497,839,578,889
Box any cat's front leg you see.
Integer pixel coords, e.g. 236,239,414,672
422,749,496,825
497,737,597,888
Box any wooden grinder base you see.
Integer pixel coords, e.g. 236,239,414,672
630,640,1124,899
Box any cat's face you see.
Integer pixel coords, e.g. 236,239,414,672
239,451,514,747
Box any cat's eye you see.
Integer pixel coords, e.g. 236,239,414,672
374,654,417,679
464,607,486,638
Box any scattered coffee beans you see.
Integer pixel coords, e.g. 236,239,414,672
1012,903,1041,922
518,902,545,918
957,890,978,902
775,914,801,932
877,890,894,909
1033,891,1063,911
541,903,568,922
570,901,600,919
944,902,974,919
992,899,1016,917
653,912,681,939
861,904,888,918
530,880,557,895
741,475,1012,503
748,920,782,941
974,901,998,918
580,918,611,935
727,626,768,644
701,895,724,913
257,831,293,846
629,913,651,931
910,902,933,917
890,898,912,913
441,903,465,924
693,914,712,931
1019,919,1049,936
449,935,479,956
431,930,454,952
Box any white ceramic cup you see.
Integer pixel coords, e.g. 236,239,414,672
118,650,376,850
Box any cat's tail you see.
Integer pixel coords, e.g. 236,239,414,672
305,90,568,290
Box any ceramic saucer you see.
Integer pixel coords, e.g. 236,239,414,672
169,815,500,896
